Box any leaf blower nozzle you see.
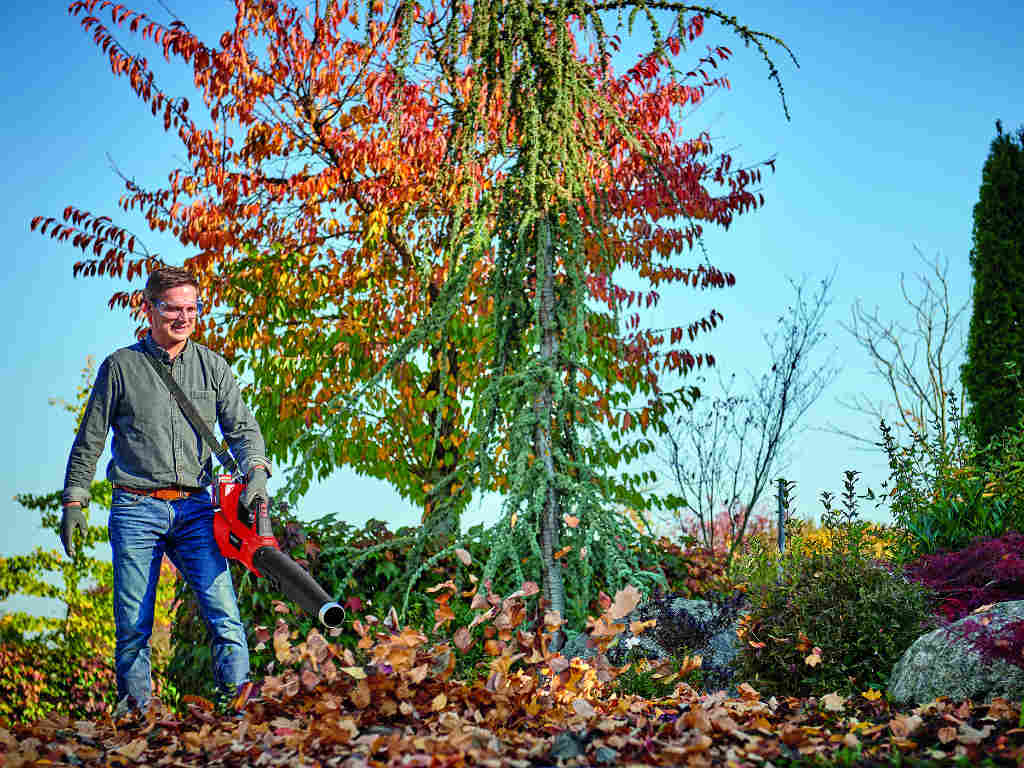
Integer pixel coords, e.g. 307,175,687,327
252,546,347,628
319,601,346,628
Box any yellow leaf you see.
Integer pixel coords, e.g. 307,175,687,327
862,688,883,701
341,666,367,679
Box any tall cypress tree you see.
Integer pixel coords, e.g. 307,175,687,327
961,120,1024,467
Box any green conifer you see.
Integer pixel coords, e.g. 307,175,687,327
960,120,1024,468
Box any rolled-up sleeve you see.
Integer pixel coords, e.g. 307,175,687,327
215,362,272,479
63,358,119,506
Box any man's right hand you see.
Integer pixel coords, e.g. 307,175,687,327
60,504,87,558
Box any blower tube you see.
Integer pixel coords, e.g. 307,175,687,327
252,546,346,628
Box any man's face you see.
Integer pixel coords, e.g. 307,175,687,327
144,284,199,348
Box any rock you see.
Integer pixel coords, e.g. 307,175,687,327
563,593,749,695
547,730,589,761
888,600,1024,706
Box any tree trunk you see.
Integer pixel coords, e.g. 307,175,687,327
533,213,566,648
421,281,462,546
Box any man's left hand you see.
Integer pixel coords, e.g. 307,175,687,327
240,467,269,522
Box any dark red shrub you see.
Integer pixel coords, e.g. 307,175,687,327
954,617,1024,671
903,531,1024,623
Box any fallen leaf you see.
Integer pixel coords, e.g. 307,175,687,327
629,618,656,636
957,723,993,745
274,621,294,663
862,688,883,701
453,627,473,652
351,678,371,709
426,580,456,594
889,714,923,739
737,683,760,701
113,739,147,759
780,724,805,746
573,698,596,717
821,692,845,712
609,585,642,620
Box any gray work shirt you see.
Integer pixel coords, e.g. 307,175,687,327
62,332,272,506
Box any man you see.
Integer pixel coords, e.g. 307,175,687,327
60,266,271,718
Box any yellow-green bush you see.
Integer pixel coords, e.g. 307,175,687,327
1,485,180,724
1,362,179,723
728,471,937,698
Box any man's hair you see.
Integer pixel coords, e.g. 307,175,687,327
144,266,200,305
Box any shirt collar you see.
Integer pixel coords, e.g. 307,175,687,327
143,331,191,364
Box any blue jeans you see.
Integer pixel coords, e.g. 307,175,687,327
107,488,249,708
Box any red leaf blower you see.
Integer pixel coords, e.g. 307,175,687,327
212,475,345,628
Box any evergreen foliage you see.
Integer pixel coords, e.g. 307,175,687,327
961,120,1024,467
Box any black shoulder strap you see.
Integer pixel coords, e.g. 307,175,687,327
143,351,240,477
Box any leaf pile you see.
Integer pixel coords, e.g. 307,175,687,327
4,584,1024,767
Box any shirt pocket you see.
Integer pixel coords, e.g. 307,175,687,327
190,389,217,429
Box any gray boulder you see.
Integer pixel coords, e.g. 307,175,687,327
888,600,1024,706
563,594,748,694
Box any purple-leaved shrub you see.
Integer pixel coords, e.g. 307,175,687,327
903,531,1024,670
903,531,1024,622
955,616,1024,671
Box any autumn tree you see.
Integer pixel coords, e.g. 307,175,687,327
652,269,840,564
34,0,796,628
960,120,1024,470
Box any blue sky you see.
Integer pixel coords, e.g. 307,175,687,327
4,0,1022,615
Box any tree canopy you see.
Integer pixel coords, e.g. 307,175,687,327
34,0,797,622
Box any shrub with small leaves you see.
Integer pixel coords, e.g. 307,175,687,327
733,471,938,698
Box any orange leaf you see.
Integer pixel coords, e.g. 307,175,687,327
350,678,371,709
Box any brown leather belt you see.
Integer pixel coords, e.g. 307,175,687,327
114,484,201,501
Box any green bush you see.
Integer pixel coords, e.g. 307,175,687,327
732,471,938,698
0,636,116,724
874,388,1024,563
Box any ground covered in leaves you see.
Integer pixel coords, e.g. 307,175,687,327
4,584,1024,767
